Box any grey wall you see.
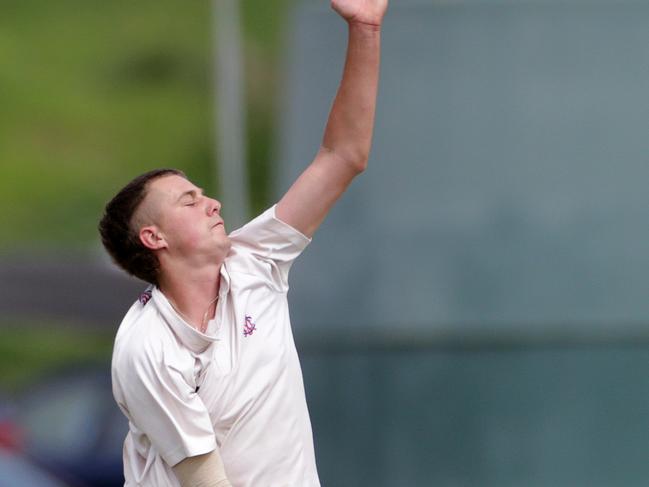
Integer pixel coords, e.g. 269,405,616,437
280,0,649,335
302,346,649,487
279,1,649,485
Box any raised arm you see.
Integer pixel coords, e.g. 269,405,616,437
276,0,388,237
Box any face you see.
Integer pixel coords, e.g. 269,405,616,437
137,175,231,264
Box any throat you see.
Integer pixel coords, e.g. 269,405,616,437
168,294,219,333
159,275,223,333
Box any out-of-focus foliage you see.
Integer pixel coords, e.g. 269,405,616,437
0,0,295,250
241,0,296,215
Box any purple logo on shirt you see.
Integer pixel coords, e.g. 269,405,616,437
243,315,257,337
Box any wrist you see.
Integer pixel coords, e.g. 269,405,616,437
347,19,382,33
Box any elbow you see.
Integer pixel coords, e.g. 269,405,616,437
346,142,371,173
320,145,369,174
341,148,370,174
352,156,368,174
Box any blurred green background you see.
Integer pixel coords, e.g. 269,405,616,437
0,0,293,250
0,0,294,390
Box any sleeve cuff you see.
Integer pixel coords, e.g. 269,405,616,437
163,435,218,467
269,204,312,250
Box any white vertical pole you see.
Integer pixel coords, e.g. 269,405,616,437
213,0,249,228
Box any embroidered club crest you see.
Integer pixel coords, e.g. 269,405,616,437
243,315,256,337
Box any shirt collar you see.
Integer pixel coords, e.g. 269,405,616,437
219,261,231,297
151,265,229,353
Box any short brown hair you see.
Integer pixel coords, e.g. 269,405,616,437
98,168,185,284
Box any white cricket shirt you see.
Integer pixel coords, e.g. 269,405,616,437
111,206,320,487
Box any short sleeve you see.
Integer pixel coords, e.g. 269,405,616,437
114,344,217,467
227,204,311,290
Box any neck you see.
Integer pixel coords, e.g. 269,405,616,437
158,262,222,331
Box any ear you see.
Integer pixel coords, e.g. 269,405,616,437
139,225,167,250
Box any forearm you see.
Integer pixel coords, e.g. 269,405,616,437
275,1,387,237
173,450,231,487
321,21,381,170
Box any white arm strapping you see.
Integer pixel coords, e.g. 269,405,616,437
172,450,232,487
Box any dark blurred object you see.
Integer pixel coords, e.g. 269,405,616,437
0,395,23,452
0,422,22,452
0,448,71,487
0,393,70,486
0,253,143,327
16,367,126,487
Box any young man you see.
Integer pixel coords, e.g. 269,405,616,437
99,1,387,485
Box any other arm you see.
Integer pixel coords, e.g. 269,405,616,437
173,450,231,487
276,0,388,237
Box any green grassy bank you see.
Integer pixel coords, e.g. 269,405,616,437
0,0,295,250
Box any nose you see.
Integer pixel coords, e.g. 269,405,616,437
207,198,221,215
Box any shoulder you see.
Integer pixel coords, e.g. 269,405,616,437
225,205,311,291
112,295,176,376
228,205,311,256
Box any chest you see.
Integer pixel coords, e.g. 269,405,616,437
194,277,299,419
